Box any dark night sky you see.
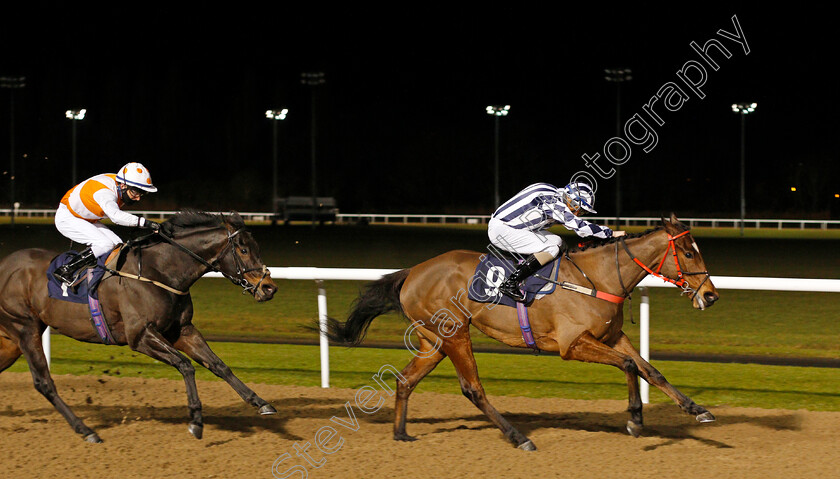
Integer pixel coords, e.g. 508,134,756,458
2,4,838,218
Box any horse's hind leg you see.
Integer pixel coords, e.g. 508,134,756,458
444,337,536,450
613,333,714,422
172,324,276,415
564,332,644,437
16,327,103,442
394,332,446,441
131,324,205,439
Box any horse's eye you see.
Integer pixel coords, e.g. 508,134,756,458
685,251,693,259
240,247,248,254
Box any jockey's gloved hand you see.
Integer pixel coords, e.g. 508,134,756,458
142,218,161,233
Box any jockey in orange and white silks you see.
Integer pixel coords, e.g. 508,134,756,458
53,162,161,285
488,182,625,302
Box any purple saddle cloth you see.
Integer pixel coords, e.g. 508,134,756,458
467,253,560,307
46,251,109,304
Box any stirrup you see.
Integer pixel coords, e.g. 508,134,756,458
53,265,74,284
53,249,96,286
499,281,526,302
53,267,82,286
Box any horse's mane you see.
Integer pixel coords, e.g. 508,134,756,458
567,218,690,253
164,210,223,230
137,209,244,242
123,210,244,257
568,227,661,253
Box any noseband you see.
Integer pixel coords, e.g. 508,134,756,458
619,230,711,299
219,229,272,295
157,227,270,296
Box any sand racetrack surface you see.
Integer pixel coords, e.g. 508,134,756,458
1,372,838,479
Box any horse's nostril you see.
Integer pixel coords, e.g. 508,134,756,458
703,292,718,304
262,284,277,296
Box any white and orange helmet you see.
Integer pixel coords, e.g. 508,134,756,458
116,162,157,193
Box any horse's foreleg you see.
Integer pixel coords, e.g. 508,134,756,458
444,337,536,450
172,324,276,415
564,332,644,437
17,327,102,442
131,324,205,439
613,333,715,422
394,333,446,442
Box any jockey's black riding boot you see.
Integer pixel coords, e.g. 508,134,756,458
498,254,543,303
53,247,97,285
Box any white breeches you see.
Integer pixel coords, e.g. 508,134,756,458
488,217,563,257
55,204,122,258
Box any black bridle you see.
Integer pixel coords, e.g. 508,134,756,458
154,227,271,296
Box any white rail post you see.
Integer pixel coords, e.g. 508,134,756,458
42,327,51,369
316,280,330,388
639,287,650,404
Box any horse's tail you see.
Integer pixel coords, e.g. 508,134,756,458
324,269,410,346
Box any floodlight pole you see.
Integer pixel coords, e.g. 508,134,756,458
731,102,756,237
266,109,289,225
1,76,25,227
494,114,500,207
740,112,745,236
72,119,77,184
605,68,632,229
301,72,325,227
485,105,510,209
273,118,278,221
66,109,86,186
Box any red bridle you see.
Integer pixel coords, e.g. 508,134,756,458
620,230,709,297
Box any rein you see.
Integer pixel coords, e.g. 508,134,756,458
546,228,711,320
106,226,269,297
155,227,270,296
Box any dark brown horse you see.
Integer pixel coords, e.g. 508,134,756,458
327,214,719,450
0,211,278,442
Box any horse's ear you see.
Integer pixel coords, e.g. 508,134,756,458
160,221,175,237
661,214,679,233
670,212,679,224
226,211,244,228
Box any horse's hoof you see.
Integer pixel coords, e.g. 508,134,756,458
696,411,716,423
393,432,417,442
188,423,203,439
259,404,277,415
517,440,537,451
626,420,642,437
84,433,103,443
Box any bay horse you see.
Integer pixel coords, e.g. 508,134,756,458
326,214,719,450
0,211,278,442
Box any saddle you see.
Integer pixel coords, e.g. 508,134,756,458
47,251,111,303
46,247,125,345
467,250,561,308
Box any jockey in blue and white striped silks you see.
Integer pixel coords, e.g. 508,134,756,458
488,182,624,302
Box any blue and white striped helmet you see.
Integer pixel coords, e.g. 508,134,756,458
562,182,596,214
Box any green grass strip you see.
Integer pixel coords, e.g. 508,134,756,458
7,335,840,412
182,279,840,360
